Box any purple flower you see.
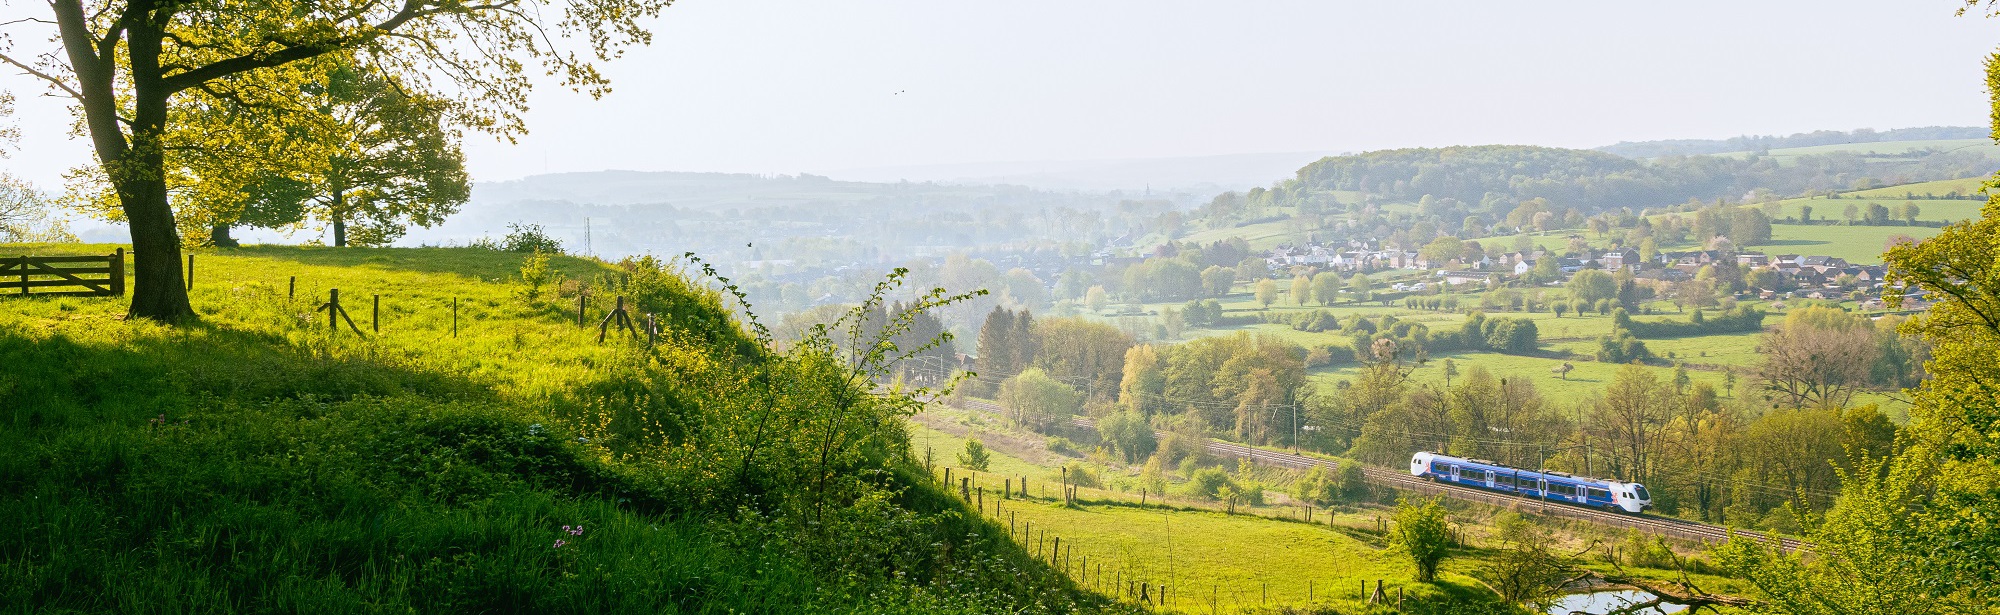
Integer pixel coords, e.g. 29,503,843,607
553,539,567,548
568,525,584,536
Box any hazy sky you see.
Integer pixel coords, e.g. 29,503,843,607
5,0,1999,188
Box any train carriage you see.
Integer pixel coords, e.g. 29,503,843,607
1409,451,1652,514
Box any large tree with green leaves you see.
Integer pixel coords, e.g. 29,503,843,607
210,65,468,247
1,0,671,321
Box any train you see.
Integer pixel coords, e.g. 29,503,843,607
1409,451,1653,514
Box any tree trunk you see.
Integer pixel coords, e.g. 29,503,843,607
50,0,192,322
331,187,346,247
118,13,194,322
210,222,239,248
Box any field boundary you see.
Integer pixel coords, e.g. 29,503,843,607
1,249,124,297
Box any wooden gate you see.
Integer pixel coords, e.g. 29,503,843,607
1,249,125,297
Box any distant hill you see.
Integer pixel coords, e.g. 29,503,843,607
1286,142,1998,214
820,151,1341,193
1597,126,1988,159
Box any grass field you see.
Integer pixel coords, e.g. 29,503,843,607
1173,218,1310,252
1760,223,1939,264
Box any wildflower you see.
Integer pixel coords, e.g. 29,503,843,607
568,525,585,536
553,539,567,548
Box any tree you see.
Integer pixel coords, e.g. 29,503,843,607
1032,317,1132,400
1842,203,1859,225
1729,208,1773,246
1757,307,1876,409
1348,273,1373,302
1900,202,1922,226
1389,496,1453,583
1865,203,1891,225
1083,285,1109,313
1194,265,1230,298
1118,344,1168,416
0,175,76,243
1253,278,1279,308
1419,236,1464,268
1311,271,1344,305
1098,410,1157,462
1568,269,1618,306
1552,301,1569,318
1290,275,1312,306
957,438,991,471
1800,204,1813,223
3,0,671,321
1593,363,1667,483
997,368,1082,433
975,306,1019,388
241,65,468,247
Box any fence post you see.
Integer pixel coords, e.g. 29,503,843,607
373,294,380,333
111,249,125,296
329,289,340,330
452,298,459,338
287,275,294,299
185,254,194,291
18,255,27,296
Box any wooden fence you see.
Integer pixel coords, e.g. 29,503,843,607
0,249,125,297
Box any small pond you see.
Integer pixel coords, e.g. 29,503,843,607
1543,590,1688,615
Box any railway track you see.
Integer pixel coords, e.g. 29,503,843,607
948,398,1807,552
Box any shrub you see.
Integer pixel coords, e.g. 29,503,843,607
1184,467,1234,500
1389,496,1454,582
958,438,992,471
502,223,565,254
1598,330,1652,363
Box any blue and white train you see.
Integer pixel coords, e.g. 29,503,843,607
1409,451,1653,514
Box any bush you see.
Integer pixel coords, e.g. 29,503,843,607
1598,330,1652,363
502,223,565,254
1184,467,1234,500
1390,496,1454,582
958,438,992,471
1097,410,1157,462
1619,305,1767,338
1061,461,1101,489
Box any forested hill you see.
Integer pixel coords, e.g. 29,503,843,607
1596,126,1987,158
1285,142,1997,214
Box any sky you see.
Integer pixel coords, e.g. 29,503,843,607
4,0,2000,189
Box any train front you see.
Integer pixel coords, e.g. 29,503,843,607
1613,482,1654,513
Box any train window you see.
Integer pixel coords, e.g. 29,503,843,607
1546,484,1572,497
1460,469,1485,481
1634,485,1651,500
1588,488,1611,500
1495,475,1514,487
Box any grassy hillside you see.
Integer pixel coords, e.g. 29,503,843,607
0,244,1111,614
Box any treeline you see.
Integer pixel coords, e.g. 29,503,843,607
1596,126,1987,158
1276,144,1994,216
1614,305,1767,338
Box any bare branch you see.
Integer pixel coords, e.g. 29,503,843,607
0,51,83,100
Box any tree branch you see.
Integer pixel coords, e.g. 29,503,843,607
0,51,84,100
